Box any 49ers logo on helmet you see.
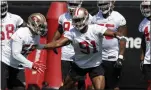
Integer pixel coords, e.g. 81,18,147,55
75,8,88,16
31,16,40,22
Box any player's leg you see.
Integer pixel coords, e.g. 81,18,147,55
102,60,121,90
60,63,86,90
77,78,85,90
91,76,105,90
60,75,75,90
61,60,72,86
1,62,9,90
89,64,105,90
113,64,122,90
7,66,25,90
143,64,151,90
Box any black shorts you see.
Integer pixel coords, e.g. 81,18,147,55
102,60,122,88
61,60,72,81
1,62,25,89
143,64,151,81
69,63,104,81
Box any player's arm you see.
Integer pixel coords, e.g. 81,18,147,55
97,24,127,40
52,14,64,41
51,14,64,53
12,38,33,69
12,31,45,73
52,24,64,41
116,14,127,59
101,28,127,68
140,33,146,70
117,25,128,57
43,37,71,49
51,24,64,54
37,31,72,49
113,25,127,68
103,29,123,38
140,33,146,61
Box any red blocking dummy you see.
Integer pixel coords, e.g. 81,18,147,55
45,2,67,89
25,37,47,89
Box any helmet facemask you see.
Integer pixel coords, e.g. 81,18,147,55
97,1,112,14
67,1,82,16
1,1,8,18
140,1,151,18
35,23,47,36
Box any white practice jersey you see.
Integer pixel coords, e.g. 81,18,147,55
1,27,40,69
1,12,23,46
58,12,93,61
64,24,107,68
139,18,150,64
91,11,126,61
58,12,74,61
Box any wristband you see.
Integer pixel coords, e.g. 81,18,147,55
118,55,124,59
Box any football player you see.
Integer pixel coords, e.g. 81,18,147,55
1,1,26,90
52,1,92,89
1,13,47,90
42,7,127,90
91,1,127,90
139,1,151,90
1,1,26,47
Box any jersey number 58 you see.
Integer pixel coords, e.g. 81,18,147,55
1,24,14,40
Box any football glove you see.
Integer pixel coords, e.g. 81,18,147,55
114,55,124,68
32,61,46,74
114,58,123,68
